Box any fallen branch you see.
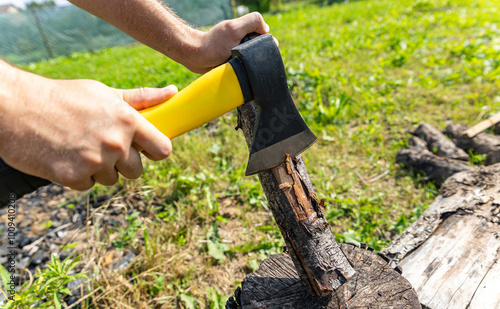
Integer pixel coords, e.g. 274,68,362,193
396,142,473,185
411,123,469,161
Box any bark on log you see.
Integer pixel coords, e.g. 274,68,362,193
443,123,500,165
383,164,500,309
396,142,473,184
235,102,355,296
226,243,420,309
412,123,469,161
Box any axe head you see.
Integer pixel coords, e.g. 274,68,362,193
231,34,317,176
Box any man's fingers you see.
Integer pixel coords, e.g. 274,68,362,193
70,178,96,191
133,114,172,161
233,12,269,36
92,167,119,186
120,85,178,110
116,146,143,179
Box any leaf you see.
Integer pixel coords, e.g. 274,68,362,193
208,241,226,263
342,230,362,245
3,301,15,309
60,287,72,295
54,292,62,309
0,263,12,294
248,259,260,272
180,293,197,309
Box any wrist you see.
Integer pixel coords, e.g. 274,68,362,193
0,61,20,121
158,25,207,72
0,61,23,158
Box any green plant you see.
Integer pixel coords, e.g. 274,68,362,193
206,222,230,263
1,255,86,309
206,287,229,309
112,211,143,250
468,149,487,165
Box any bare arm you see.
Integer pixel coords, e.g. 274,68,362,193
68,0,269,73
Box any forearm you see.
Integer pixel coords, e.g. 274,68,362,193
69,0,269,73
0,60,19,155
68,0,202,66
0,60,45,133
0,60,52,175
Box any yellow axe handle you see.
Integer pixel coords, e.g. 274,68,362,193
139,62,244,139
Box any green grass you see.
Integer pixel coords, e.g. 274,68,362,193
7,0,500,307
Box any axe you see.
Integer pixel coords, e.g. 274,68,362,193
0,34,316,206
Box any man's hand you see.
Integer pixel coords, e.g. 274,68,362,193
186,12,270,73
0,61,177,190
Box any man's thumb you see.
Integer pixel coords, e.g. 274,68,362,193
121,85,178,110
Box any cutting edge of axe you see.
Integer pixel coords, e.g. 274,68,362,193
0,34,317,205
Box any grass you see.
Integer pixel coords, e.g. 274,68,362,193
5,0,500,307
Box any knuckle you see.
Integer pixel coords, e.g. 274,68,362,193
117,105,137,126
82,151,104,169
137,87,147,97
221,20,237,34
51,158,97,190
251,11,263,23
58,170,84,189
98,173,119,186
104,137,128,155
75,179,95,191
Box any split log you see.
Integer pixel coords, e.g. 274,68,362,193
443,123,500,165
396,140,473,184
227,243,420,309
411,123,469,161
235,102,355,296
383,164,500,309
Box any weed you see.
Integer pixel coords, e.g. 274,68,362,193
0,255,86,309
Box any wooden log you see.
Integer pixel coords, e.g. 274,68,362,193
396,141,473,184
235,102,355,296
383,164,500,309
226,243,420,308
411,123,469,161
443,123,500,165
408,135,428,149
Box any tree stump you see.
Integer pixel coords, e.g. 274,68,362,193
226,243,420,309
383,164,500,309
